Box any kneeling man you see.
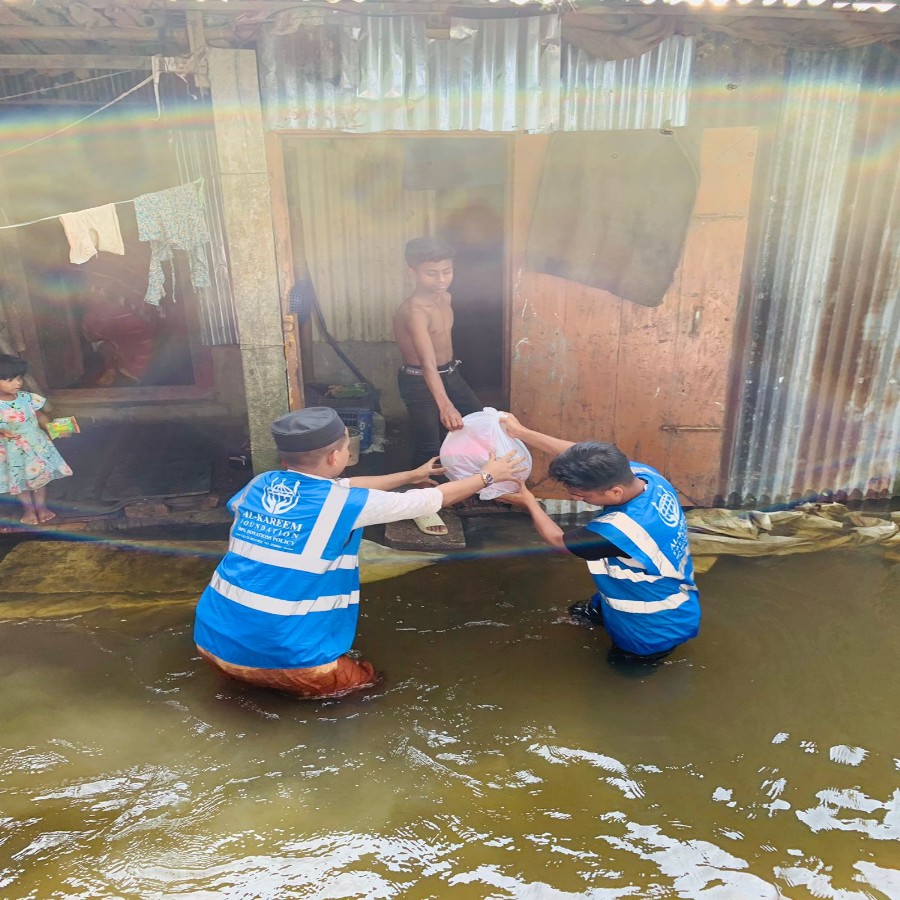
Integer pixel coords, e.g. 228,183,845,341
501,414,701,661
195,407,525,699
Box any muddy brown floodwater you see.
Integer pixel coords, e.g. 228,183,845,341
1,519,898,899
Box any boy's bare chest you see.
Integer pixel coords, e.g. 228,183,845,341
426,302,453,334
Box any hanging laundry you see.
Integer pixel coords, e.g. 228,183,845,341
133,181,210,306
58,204,125,265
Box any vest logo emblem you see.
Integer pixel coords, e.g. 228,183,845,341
262,477,301,515
652,489,680,527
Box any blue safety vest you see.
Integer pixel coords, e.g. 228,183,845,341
194,471,370,669
584,463,700,656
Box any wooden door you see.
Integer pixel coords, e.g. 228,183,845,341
508,127,758,506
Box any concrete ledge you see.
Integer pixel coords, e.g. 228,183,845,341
453,497,524,517
54,402,236,423
0,540,223,595
384,511,465,552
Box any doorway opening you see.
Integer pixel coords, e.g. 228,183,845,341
434,185,506,408
284,133,509,418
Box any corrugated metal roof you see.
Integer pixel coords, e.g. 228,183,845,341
728,44,900,504
623,0,897,8
561,35,692,130
0,0,895,69
259,14,692,132
192,0,900,11
259,14,563,133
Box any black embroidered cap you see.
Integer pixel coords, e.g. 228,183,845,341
270,407,346,452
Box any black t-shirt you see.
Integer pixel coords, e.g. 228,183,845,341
563,526,629,561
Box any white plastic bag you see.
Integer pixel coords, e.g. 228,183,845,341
440,407,532,499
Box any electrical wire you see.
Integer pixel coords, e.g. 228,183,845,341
0,74,154,162
0,178,203,231
0,70,137,103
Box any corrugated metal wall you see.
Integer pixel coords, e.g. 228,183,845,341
728,45,900,504
263,14,692,347
259,15,691,133
286,137,435,342
173,126,239,346
262,17,899,503
560,36,692,131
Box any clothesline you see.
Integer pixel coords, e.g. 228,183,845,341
0,178,204,232
0,52,199,164
0,70,136,104
0,74,155,163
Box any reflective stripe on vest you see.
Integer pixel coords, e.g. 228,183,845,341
598,510,683,580
228,536,359,573
602,590,695,615
210,571,360,616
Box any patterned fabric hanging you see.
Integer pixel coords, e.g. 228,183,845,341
134,181,211,306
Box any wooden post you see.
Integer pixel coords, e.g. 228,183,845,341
185,12,210,90
264,132,304,411
207,48,288,473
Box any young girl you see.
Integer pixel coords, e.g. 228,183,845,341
0,354,73,526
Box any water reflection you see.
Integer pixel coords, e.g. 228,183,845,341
1,532,898,899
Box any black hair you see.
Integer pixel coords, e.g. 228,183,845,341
548,441,635,492
405,236,455,268
0,354,27,381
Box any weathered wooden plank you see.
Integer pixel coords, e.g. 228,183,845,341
667,128,758,504
613,280,681,476
561,280,621,445
0,26,229,43
0,54,152,71
667,219,750,429
512,271,569,495
693,127,758,219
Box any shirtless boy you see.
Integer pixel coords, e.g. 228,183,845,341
394,236,482,469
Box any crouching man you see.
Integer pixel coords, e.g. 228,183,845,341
500,414,701,662
195,407,525,699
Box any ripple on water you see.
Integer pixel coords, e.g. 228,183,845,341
796,787,900,840
2,546,900,897
829,745,869,767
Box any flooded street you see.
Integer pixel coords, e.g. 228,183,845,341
1,521,899,899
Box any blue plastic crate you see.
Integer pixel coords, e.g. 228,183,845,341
337,408,373,451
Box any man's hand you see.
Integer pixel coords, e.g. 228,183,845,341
497,480,538,509
410,456,445,486
482,449,528,484
499,411,525,440
439,404,464,432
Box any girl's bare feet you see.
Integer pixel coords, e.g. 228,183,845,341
36,509,57,523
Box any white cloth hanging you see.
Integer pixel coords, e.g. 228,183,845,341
58,203,125,264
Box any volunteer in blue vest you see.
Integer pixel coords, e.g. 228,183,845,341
499,413,701,661
194,407,526,699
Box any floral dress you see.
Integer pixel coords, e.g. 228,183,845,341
0,392,72,496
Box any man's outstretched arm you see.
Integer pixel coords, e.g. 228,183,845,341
501,483,627,558
499,482,567,550
500,413,575,457
348,457,444,490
